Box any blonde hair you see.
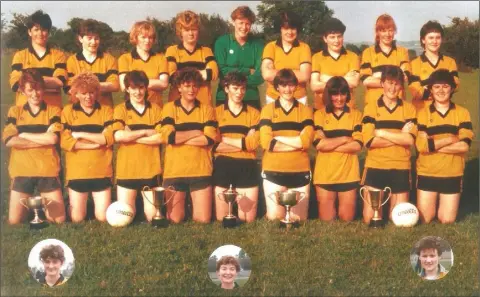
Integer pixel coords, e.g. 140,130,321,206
70,72,100,103
129,21,156,45
375,14,397,43
175,10,200,39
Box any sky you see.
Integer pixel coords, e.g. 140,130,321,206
210,244,243,259
1,1,479,43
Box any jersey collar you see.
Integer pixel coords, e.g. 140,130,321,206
275,98,298,115
224,99,248,118
377,95,403,113
420,52,444,68
175,98,200,115
178,42,201,55
73,101,101,116
374,41,397,56
131,48,155,62
322,46,347,59
126,99,151,116
325,104,350,114
275,38,300,54
40,274,65,287
429,101,455,118
76,50,104,65
23,101,47,117
28,43,51,61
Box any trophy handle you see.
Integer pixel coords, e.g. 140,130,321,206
216,192,225,202
267,193,278,204
381,187,392,206
359,186,371,206
141,186,155,206
298,192,307,203
19,198,29,209
164,186,177,205
44,197,54,206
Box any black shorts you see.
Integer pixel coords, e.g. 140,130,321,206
68,178,112,193
317,181,359,192
162,176,211,192
262,171,311,188
12,176,61,194
361,168,411,194
417,175,463,194
117,175,162,191
216,100,261,111
213,156,259,188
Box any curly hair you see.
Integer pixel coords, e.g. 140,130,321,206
19,69,46,92
39,244,65,263
171,67,204,89
223,71,247,89
70,72,101,103
216,255,240,272
129,21,156,45
175,10,200,39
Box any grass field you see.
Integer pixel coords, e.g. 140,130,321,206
0,53,479,296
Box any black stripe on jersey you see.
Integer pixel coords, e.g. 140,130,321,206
354,124,362,132
312,139,320,147
451,71,459,77
324,129,353,138
68,124,104,133
12,82,19,92
461,138,472,146
166,56,176,63
205,120,218,128
271,121,304,131
129,124,154,131
360,63,371,69
362,116,376,124
371,65,387,73
219,125,250,135
426,124,459,136
68,72,75,77
205,56,216,63
113,119,126,126
49,116,60,124
259,119,272,128
302,119,314,126
12,63,23,71
55,63,66,70
106,69,119,78
418,124,427,132
177,61,206,70
95,73,107,82
17,124,49,133
6,117,17,125
315,125,323,131
251,125,259,131
360,75,369,82
408,75,420,84
104,120,114,127
405,118,417,124
162,117,175,126
420,78,430,86
459,121,473,130
400,61,408,66
375,120,405,130
175,122,205,131
34,67,55,77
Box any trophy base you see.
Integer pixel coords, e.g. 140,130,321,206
280,220,299,229
369,219,385,228
151,218,169,228
222,217,237,228
30,221,48,230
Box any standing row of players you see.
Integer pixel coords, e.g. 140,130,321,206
5,7,472,225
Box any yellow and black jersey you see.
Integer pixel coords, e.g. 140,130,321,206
2,101,62,178
362,96,417,170
311,48,360,110
9,45,67,108
360,42,410,105
259,100,314,172
160,99,217,178
262,39,312,100
113,100,163,180
214,101,260,160
118,49,169,106
409,53,459,109
416,102,473,177
65,51,119,106
313,107,363,184
61,101,114,181
165,44,218,105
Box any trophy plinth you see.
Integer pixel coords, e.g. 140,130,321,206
20,196,52,229
151,217,169,228
142,186,176,228
360,186,392,228
218,185,240,228
269,190,306,228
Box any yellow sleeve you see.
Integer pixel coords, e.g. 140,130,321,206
450,58,460,92
165,46,177,76
60,107,77,152
105,54,119,85
399,47,411,75
299,43,312,66
203,47,218,82
52,49,68,86
112,104,126,133
350,52,360,72
65,56,77,94
203,105,218,146
408,58,427,101
244,108,260,152
102,106,115,147
118,53,130,75
48,106,62,133
352,110,363,147
360,47,373,82
160,103,176,144
405,103,418,139
458,108,474,147
311,52,322,74
362,102,376,148
259,105,275,151
262,42,275,62
153,104,163,133
2,106,19,144
9,50,24,92
415,108,431,153
299,107,314,150
312,109,325,147
157,53,169,77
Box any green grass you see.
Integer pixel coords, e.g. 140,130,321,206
1,53,479,296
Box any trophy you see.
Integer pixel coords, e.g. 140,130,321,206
141,186,176,228
217,184,241,228
268,190,306,228
19,196,53,229
360,186,392,228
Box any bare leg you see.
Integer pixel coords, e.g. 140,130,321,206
42,189,66,223
263,179,287,221
316,186,337,221
416,190,438,224
437,193,461,224
8,190,30,225
236,187,259,223
166,191,186,224
191,186,213,223
92,187,111,222
68,188,88,223
337,189,356,222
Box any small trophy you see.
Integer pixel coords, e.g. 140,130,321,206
217,184,241,228
360,186,392,228
269,190,306,228
19,196,53,229
141,186,176,228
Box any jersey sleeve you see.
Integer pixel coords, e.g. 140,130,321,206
262,42,275,62
299,107,314,150
415,108,431,153
312,109,325,147
153,105,163,134
399,47,411,77
362,102,376,148
259,105,275,151
311,52,322,74
65,56,77,94
299,43,312,66
48,106,63,135
157,53,169,78
105,54,119,86
247,39,265,87
407,58,427,101
2,106,19,144
214,35,249,78
350,52,360,72
203,47,218,82
60,107,77,152
102,106,115,147
352,110,363,147
9,51,24,92
118,53,130,75
52,49,68,86
360,48,373,82
243,108,260,152
458,108,474,147
112,104,126,133
165,46,178,76
405,103,418,140
160,103,176,144
450,58,460,93
203,105,218,146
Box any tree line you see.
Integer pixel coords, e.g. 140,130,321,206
0,1,478,68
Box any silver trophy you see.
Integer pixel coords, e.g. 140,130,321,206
20,196,53,229
141,186,176,227
268,190,306,228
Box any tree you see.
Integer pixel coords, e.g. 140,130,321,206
256,0,334,53
66,18,115,53
442,17,479,69
408,49,417,61
198,13,231,48
148,17,176,53
3,12,30,49
345,43,360,55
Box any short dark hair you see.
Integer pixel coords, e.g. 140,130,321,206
171,67,204,89
420,21,444,48
427,69,456,90
323,76,351,111
26,10,52,31
274,11,302,32
19,69,45,91
216,256,240,272
77,19,102,37
323,18,346,36
223,71,247,89
273,68,298,90
39,245,65,263
381,65,404,85
417,237,442,257
124,70,149,101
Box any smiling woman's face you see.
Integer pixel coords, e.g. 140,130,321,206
217,264,238,286
42,257,62,277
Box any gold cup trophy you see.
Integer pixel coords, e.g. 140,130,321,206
141,186,176,228
268,190,306,228
217,184,242,228
360,186,392,228
20,196,53,229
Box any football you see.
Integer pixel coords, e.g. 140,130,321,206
391,202,419,227
106,201,135,227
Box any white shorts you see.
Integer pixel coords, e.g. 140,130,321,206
265,95,307,106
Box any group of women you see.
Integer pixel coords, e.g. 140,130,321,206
5,7,473,226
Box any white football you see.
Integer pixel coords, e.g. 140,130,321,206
391,202,419,227
106,201,135,227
